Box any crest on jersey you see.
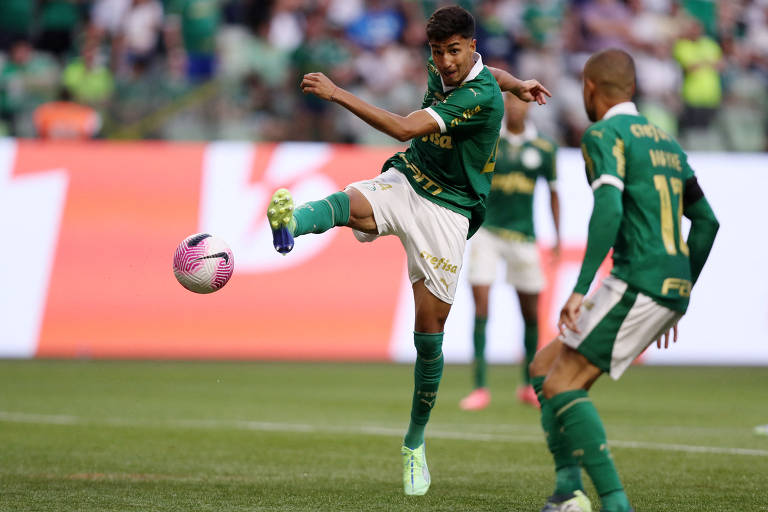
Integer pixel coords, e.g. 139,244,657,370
521,148,542,169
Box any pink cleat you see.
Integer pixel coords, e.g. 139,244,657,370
459,388,491,410
516,384,540,409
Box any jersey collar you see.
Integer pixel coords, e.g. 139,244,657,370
440,52,484,93
501,121,538,146
602,101,640,120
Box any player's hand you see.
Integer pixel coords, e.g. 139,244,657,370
300,72,339,101
558,292,584,336
514,79,552,105
655,322,678,349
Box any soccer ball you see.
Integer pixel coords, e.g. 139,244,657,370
172,233,234,294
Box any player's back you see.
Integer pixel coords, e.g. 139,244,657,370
582,108,695,311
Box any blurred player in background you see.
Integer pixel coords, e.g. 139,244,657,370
266,5,550,497
460,92,560,411
528,49,719,512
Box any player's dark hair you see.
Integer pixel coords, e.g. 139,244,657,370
426,5,475,42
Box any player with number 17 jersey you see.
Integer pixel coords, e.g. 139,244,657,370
579,105,698,312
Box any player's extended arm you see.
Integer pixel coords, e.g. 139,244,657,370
573,185,623,294
683,177,719,285
300,72,438,142
486,66,551,105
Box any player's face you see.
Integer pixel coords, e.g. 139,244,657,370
429,35,476,87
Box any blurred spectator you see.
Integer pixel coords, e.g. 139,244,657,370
62,43,115,108
475,0,517,66
33,88,101,139
0,0,35,52
166,0,222,82
682,0,718,38
0,0,762,150
345,0,406,51
120,0,165,77
87,0,133,72
673,17,723,144
628,0,683,135
37,0,84,62
0,38,60,136
291,8,355,140
267,0,305,51
579,0,633,53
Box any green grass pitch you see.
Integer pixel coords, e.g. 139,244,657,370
1,360,767,511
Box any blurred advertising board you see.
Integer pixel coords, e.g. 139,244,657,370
1,138,766,365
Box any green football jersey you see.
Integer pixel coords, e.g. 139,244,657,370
383,53,504,238
581,102,695,311
484,125,557,241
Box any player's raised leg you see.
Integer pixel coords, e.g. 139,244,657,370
267,188,296,254
529,339,590,512
402,279,450,495
267,187,375,254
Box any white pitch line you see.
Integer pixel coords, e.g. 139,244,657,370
1,411,767,457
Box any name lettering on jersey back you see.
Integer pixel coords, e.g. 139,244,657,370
450,105,481,128
491,172,535,194
649,149,682,172
419,250,459,274
421,132,453,149
397,154,443,195
630,123,671,143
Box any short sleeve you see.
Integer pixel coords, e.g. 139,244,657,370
424,84,491,135
580,125,625,192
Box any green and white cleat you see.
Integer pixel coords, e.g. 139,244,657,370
267,188,295,254
401,443,430,496
540,490,592,512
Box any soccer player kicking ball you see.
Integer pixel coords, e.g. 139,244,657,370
460,92,561,411
528,48,719,512
266,5,550,496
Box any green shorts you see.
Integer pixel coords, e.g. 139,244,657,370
561,276,683,379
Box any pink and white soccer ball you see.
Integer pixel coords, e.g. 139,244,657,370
172,233,234,294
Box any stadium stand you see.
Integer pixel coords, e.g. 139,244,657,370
0,0,766,151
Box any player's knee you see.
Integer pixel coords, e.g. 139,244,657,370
415,318,446,334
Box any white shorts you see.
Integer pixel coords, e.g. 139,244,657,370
561,276,683,380
466,227,544,293
347,168,469,304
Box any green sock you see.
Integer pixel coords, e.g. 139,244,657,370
549,390,631,512
534,379,583,496
404,331,444,449
521,321,538,385
292,192,350,236
472,316,488,389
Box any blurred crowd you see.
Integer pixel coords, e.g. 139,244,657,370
1,0,767,151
